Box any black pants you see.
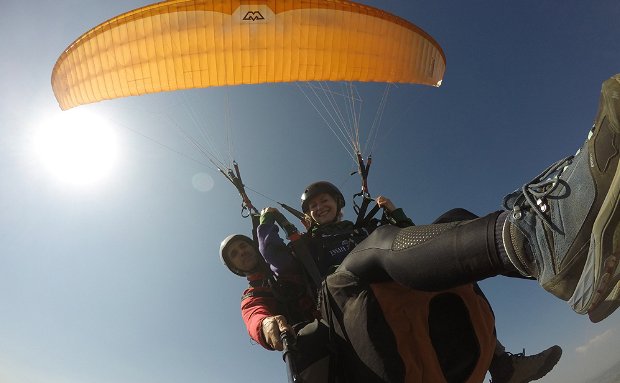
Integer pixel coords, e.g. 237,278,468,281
339,208,510,291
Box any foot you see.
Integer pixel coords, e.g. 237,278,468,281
489,345,562,383
503,74,620,321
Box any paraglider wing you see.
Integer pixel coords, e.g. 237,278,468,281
51,0,445,110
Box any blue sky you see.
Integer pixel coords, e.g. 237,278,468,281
1,1,620,382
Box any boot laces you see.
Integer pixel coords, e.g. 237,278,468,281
506,348,538,361
507,155,574,232
489,349,546,383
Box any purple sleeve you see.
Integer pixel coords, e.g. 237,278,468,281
256,223,299,275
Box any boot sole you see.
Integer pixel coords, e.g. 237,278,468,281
569,75,620,320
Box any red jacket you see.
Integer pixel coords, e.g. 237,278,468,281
240,273,278,349
241,272,317,349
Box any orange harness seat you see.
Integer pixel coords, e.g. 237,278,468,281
321,269,496,383
370,282,496,383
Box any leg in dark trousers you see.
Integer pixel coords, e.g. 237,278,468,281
340,210,509,291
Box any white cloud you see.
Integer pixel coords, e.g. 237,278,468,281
576,329,616,354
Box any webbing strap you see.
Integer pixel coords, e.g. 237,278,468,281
290,236,323,291
353,196,372,227
250,213,261,245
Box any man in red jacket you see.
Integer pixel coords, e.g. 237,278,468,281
220,233,317,350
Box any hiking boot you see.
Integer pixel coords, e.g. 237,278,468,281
502,74,620,320
489,346,562,383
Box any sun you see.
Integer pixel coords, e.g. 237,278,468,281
34,109,119,188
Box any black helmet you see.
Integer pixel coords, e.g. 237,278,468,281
301,181,345,213
219,234,256,276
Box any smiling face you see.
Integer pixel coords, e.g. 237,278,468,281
226,239,260,274
307,192,340,225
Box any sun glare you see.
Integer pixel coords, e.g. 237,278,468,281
34,110,119,188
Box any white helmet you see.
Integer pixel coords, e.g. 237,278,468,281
219,234,258,276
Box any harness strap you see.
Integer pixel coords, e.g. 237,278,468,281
250,213,261,245
289,236,323,293
270,213,323,294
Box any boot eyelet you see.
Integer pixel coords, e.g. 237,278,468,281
536,198,549,212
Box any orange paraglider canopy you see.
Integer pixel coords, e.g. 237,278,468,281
52,0,445,110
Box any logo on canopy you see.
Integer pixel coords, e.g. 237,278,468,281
242,11,265,21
